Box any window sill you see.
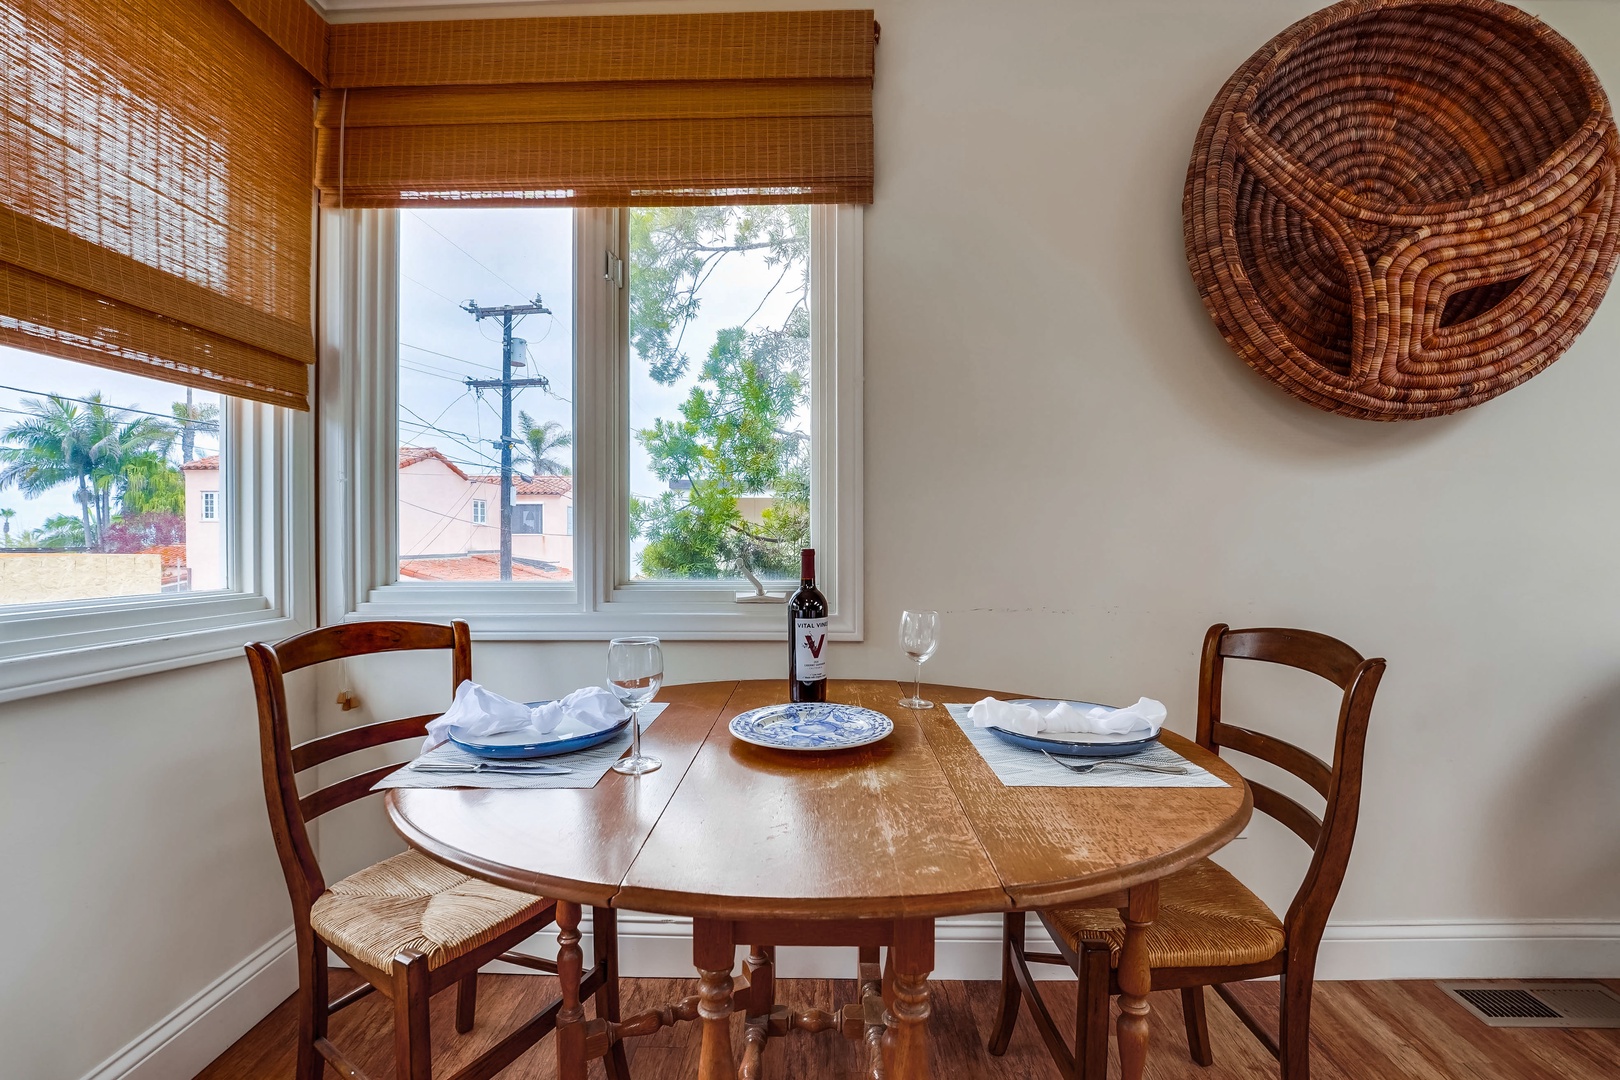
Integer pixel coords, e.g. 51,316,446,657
0,592,309,703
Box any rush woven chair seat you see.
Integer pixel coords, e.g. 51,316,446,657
1043,858,1285,970
246,620,630,1080
988,624,1385,1080
1185,0,1620,420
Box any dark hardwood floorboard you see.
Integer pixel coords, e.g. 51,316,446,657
193,974,1620,1080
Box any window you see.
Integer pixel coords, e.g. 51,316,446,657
1,349,225,604
0,346,311,701
325,204,861,639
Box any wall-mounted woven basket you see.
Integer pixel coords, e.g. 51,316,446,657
1185,0,1620,420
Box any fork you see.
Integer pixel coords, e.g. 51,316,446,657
1041,749,1188,775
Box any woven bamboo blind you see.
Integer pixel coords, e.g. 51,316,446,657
316,11,876,208
0,0,317,409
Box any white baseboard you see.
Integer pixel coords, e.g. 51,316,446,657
80,927,298,1080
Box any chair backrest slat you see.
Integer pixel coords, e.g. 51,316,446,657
1196,623,1385,974
292,714,439,773
1247,780,1323,847
1212,722,1333,797
246,620,471,914
299,763,408,822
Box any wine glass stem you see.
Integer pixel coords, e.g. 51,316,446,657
914,658,924,704
629,704,642,760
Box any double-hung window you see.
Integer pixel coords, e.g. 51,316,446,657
325,203,862,638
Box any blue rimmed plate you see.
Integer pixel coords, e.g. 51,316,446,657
984,699,1160,758
729,702,894,752
449,701,632,759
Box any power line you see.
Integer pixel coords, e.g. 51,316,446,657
0,383,219,431
401,341,499,371
406,211,528,300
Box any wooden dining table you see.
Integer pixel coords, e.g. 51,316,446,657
386,679,1251,1080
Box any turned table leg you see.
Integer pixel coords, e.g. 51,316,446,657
555,901,588,1080
745,944,776,1018
693,920,736,1080
881,918,934,1080
1115,882,1160,1080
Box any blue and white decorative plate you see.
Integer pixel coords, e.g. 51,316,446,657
729,702,894,752
984,699,1160,758
449,702,632,760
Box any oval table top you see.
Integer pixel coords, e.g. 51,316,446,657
387,679,1253,919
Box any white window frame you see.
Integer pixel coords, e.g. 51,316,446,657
0,395,314,703
471,499,487,525
201,490,218,521
322,205,862,641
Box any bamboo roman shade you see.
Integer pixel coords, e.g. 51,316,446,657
0,0,317,409
315,10,876,208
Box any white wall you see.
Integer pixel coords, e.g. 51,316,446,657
0,659,314,1080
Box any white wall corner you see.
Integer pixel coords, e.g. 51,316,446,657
79,928,296,1080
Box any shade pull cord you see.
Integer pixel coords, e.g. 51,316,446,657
338,89,348,210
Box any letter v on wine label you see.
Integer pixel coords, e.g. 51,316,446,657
805,633,826,659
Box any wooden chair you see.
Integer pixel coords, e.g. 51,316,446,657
987,624,1385,1080
246,620,630,1080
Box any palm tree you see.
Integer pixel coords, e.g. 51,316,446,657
0,394,171,549
168,389,220,463
0,507,13,546
516,412,572,476
33,513,86,549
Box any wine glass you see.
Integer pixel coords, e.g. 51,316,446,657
898,610,939,709
608,636,663,775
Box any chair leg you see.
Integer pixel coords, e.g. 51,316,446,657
592,907,632,1080
295,933,329,1080
1182,985,1214,1067
456,972,478,1034
987,912,1025,1056
1074,941,1110,1080
392,950,432,1080
1279,967,1315,1080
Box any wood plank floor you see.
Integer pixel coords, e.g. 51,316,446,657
195,973,1620,1079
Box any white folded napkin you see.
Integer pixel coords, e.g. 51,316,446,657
423,681,630,752
968,696,1167,738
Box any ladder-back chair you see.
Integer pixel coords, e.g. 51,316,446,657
988,623,1385,1080
246,620,629,1080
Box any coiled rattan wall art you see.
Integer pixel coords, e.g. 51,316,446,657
1184,0,1620,420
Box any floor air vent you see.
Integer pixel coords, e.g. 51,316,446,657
1439,982,1620,1028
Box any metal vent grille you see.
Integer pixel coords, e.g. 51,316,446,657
1439,982,1620,1028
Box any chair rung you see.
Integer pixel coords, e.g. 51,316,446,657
1212,983,1281,1059
1023,951,1067,966
328,980,378,1014
315,1035,374,1080
498,951,559,974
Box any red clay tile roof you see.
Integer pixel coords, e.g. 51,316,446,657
397,554,570,582
180,455,219,471
470,474,572,496
398,445,469,480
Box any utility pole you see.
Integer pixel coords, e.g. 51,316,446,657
463,295,551,580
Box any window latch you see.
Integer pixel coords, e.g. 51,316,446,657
604,251,624,289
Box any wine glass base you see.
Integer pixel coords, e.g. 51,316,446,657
899,697,934,710
612,754,662,776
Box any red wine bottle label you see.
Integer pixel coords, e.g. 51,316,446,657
794,617,829,681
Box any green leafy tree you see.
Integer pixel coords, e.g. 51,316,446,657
118,452,186,517
516,412,572,476
0,507,13,547
628,206,812,580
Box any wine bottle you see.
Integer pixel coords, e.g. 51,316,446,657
788,548,829,702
